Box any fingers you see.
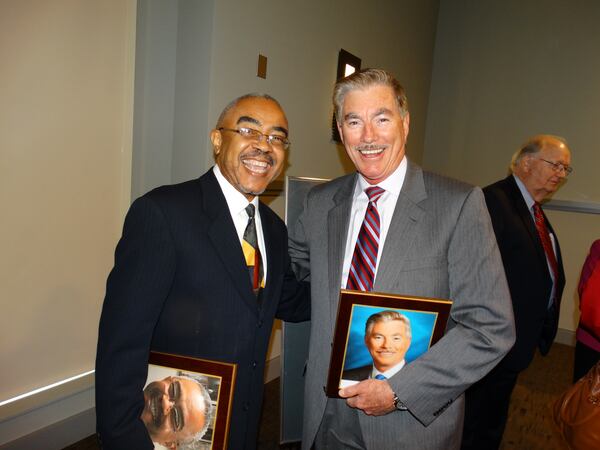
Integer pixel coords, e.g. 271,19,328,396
339,383,360,399
341,379,396,415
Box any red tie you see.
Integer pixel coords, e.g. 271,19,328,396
533,203,559,287
346,186,385,291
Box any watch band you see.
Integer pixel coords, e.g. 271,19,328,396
393,393,408,410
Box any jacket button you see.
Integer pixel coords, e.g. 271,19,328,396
243,402,250,411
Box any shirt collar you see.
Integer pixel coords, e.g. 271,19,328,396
213,165,259,216
371,359,406,379
356,156,407,196
513,173,535,211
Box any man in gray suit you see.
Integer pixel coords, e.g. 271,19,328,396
288,68,515,450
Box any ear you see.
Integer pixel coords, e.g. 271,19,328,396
337,122,345,144
522,155,533,172
402,113,410,136
210,129,222,155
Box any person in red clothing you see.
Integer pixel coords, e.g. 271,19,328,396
573,239,600,381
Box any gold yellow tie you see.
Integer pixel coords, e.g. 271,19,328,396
242,204,264,295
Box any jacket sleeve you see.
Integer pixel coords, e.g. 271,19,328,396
95,196,176,449
391,187,515,425
275,219,311,323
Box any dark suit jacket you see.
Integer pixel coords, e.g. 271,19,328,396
95,169,309,450
483,175,565,371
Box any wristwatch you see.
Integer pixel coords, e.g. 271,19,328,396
393,392,408,411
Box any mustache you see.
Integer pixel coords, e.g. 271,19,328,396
241,149,275,165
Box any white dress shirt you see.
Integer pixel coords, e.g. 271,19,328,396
371,359,406,379
513,174,556,307
213,165,268,282
341,157,408,288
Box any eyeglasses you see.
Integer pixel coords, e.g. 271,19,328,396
538,158,573,175
218,127,290,150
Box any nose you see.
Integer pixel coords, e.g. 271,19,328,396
162,393,175,414
361,122,377,143
252,134,271,152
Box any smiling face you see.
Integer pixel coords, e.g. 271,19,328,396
518,138,571,202
141,376,207,448
211,96,288,200
365,319,411,373
338,84,410,185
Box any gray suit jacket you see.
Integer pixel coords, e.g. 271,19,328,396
289,161,515,450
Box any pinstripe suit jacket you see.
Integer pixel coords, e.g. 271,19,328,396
289,160,515,450
95,169,309,450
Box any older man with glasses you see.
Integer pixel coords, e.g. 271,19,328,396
95,93,309,450
462,134,572,450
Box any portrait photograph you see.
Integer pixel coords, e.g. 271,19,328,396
326,290,452,396
143,352,237,450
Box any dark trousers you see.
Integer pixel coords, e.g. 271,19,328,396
573,340,600,382
461,363,520,450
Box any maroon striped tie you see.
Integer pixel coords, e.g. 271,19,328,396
533,203,559,291
346,186,385,291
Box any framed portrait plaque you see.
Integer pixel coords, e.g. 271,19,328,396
326,289,452,397
143,352,237,450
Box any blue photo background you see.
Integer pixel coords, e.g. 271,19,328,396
343,304,437,371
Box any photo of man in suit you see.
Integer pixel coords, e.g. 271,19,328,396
141,375,212,449
342,310,412,384
95,93,310,450
462,135,571,450
288,68,515,450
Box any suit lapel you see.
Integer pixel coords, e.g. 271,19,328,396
541,206,566,287
328,175,356,322
504,176,549,270
200,171,259,314
375,161,427,292
258,202,280,314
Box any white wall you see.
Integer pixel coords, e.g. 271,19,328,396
0,0,137,445
206,0,440,179
424,0,600,334
131,0,178,198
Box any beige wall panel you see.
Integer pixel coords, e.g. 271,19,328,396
424,0,600,333
205,0,440,179
0,0,135,402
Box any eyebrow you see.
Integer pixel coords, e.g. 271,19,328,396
236,115,289,137
344,108,393,122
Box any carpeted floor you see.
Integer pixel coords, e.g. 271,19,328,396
65,343,574,450
499,343,572,450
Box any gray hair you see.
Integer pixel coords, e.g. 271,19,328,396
216,93,283,128
333,68,409,122
510,134,569,172
365,310,412,341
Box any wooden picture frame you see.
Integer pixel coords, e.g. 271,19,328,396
144,351,237,449
326,290,452,397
